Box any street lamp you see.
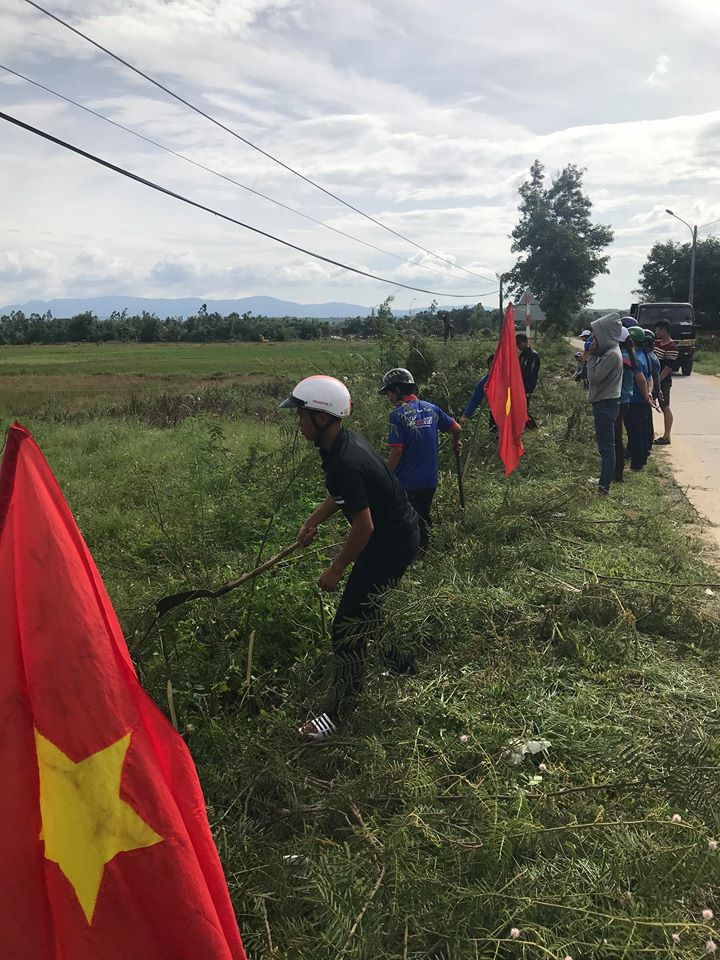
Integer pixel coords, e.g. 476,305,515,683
665,209,698,305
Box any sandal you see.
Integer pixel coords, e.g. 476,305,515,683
654,437,671,445
299,713,337,743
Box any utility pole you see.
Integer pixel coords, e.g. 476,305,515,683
689,224,698,305
498,274,504,327
666,209,699,306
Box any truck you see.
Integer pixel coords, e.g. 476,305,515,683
629,302,697,376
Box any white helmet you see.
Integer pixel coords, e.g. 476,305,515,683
279,375,352,419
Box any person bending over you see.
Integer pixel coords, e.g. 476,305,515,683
281,375,420,741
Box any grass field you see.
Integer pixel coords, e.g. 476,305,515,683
3,336,720,959
691,333,720,376
0,340,376,412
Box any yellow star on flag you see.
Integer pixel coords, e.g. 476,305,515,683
35,729,162,924
505,386,512,416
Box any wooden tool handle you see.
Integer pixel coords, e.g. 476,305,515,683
212,541,301,598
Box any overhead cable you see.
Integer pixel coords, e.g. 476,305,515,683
0,110,496,300
0,63,487,287
22,0,497,284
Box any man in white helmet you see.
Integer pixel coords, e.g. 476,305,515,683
280,375,420,741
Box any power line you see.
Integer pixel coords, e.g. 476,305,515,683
0,110,497,300
699,217,720,231
0,63,489,288
22,0,497,284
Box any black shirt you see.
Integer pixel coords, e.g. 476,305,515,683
320,429,418,550
519,347,541,394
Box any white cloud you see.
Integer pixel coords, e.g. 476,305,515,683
1,0,720,310
0,249,59,284
647,54,671,88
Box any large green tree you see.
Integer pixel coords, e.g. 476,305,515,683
507,160,613,332
637,236,720,327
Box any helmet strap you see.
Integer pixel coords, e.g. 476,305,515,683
309,410,339,447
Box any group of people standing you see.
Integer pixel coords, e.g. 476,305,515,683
577,313,679,495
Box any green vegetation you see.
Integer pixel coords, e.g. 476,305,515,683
695,334,720,376
3,337,719,959
506,160,614,332
0,299,493,347
0,340,376,413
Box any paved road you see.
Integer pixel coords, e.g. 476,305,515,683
653,371,720,551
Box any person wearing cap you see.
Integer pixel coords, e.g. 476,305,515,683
643,328,661,450
280,375,420,741
380,368,462,551
572,333,590,387
624,327,655,473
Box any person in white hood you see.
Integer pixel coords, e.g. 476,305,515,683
586,313,623,495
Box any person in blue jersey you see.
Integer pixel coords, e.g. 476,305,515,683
624,326,655,472
460,354,495,424
380,368,462,551
642,328,661,451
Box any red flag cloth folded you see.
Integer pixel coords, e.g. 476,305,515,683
485,303,528,475
0,423,246,960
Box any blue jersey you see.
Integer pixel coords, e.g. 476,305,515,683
463,374,489,418
388,397,455,490
647,349,660,381
620,348,638,404
629,350,650,404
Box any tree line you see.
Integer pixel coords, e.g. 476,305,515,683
0,300,498,346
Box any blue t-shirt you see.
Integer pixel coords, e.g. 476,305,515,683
388,397,455,490
629,350,650,404
463,375,489,418
620,348,638,404
647,349,660,381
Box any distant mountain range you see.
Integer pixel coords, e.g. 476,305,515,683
0,295,422,320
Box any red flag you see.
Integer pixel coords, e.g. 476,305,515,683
0,424,246,960
485,303,528,475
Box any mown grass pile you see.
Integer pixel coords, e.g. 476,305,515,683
6,336,720,959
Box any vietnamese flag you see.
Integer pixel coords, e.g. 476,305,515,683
485,303,528,475
0,424,246,960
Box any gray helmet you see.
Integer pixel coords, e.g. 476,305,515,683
379,368,416,394
642,328,655,343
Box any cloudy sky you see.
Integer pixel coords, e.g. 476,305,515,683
1,0,720,311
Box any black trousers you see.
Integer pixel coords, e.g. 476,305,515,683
328,530,419,718
614,402,629,482
406,488,435,550
644,403,655,452
626,403,650,470
525,390,537,428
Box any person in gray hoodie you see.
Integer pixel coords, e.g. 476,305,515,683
586,312,623,495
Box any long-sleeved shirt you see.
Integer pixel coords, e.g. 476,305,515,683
519,347,541,395
463,374,489,418
646,349,661,394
